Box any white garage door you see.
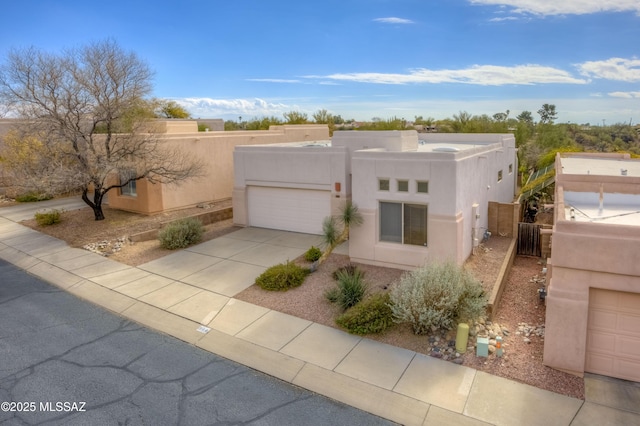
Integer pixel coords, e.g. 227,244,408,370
586,288,640,382
247,186,331,235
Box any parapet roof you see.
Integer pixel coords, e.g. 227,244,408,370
560,156,640,177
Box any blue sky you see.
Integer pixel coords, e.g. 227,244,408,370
2,1,639,124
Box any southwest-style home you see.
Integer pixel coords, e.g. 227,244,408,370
233,130,517,269
543,152,640,382
108,121,330,214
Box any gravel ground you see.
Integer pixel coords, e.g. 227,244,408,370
236,241,585,400
16,203,584,399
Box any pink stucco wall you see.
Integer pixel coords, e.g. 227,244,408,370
543,153,640,377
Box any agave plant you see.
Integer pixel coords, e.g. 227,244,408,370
317,201,363,265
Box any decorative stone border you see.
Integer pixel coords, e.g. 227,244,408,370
128,207,233,243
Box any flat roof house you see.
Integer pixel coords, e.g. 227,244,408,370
543,152,640,381
233,130,517,269
108,121,330,214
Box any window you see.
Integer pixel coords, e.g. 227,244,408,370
378,179,390,191
380,202,427,246
497,170,503,182
509,164,513,174
397,180,409,192
417,181,429,194
120,169,137,197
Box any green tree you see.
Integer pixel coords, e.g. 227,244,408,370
283,111,308,124
156,100,191,118
537,104,557,124
516,111,534,125
0,40,203,220
452,111,472,132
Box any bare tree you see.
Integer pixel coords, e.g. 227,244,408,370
0,39,203,220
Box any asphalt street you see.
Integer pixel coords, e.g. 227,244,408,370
0,259,396,425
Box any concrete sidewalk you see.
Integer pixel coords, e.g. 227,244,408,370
1,198,639,425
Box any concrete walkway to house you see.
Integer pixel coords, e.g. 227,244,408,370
1,198,639,425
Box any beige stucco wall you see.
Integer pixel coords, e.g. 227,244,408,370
543,153,640,376
109,124,330,214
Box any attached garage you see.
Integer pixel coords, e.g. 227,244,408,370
586,288,640,382
247,186,331,235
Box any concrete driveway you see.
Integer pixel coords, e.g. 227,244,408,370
136,227,344,298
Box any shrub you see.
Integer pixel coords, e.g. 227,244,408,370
16,192,52,202
336,293,394,335
389,261,487,335
325,267,367,311
158,217,204,249
331,263,362,281
34,209,62,226
255,261,310,291
304,246,322,262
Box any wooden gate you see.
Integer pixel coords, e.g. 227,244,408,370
517,222,542,256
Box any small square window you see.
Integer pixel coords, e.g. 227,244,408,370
120,169,137,197
509,164,513,174
417,181,429,194
397,180,409,192
497,170,503,182
379,179,390,191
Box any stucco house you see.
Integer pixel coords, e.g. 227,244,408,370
108,121,330,214
233,130,517,269
543,152,640,382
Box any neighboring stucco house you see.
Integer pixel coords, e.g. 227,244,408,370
108,121,330,214
233,130,517,269
543,152,640,382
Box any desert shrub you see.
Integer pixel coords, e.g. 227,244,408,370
336,293,394,335
158,217,204,249
304,246,322,262
34,209,62,226
16,192,52,202
389,261,487,335
331,263,362,281
325,267,367,311
255,261,310,291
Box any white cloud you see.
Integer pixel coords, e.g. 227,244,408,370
373,17,415,24
489,16,519,22
306,64,587,86
175,98,292,118
469,0,640,16
608,91,640,98
577,58,640,82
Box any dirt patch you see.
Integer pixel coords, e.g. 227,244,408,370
19,201,240,266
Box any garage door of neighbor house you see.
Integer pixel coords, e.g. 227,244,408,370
247,186,331,235
585,288,640,382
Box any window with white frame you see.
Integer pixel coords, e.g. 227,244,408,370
397,180,409,192
497,170,503,182
417,181,429,194
378,178,390,191
120,169,137,197
380,202,428,246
